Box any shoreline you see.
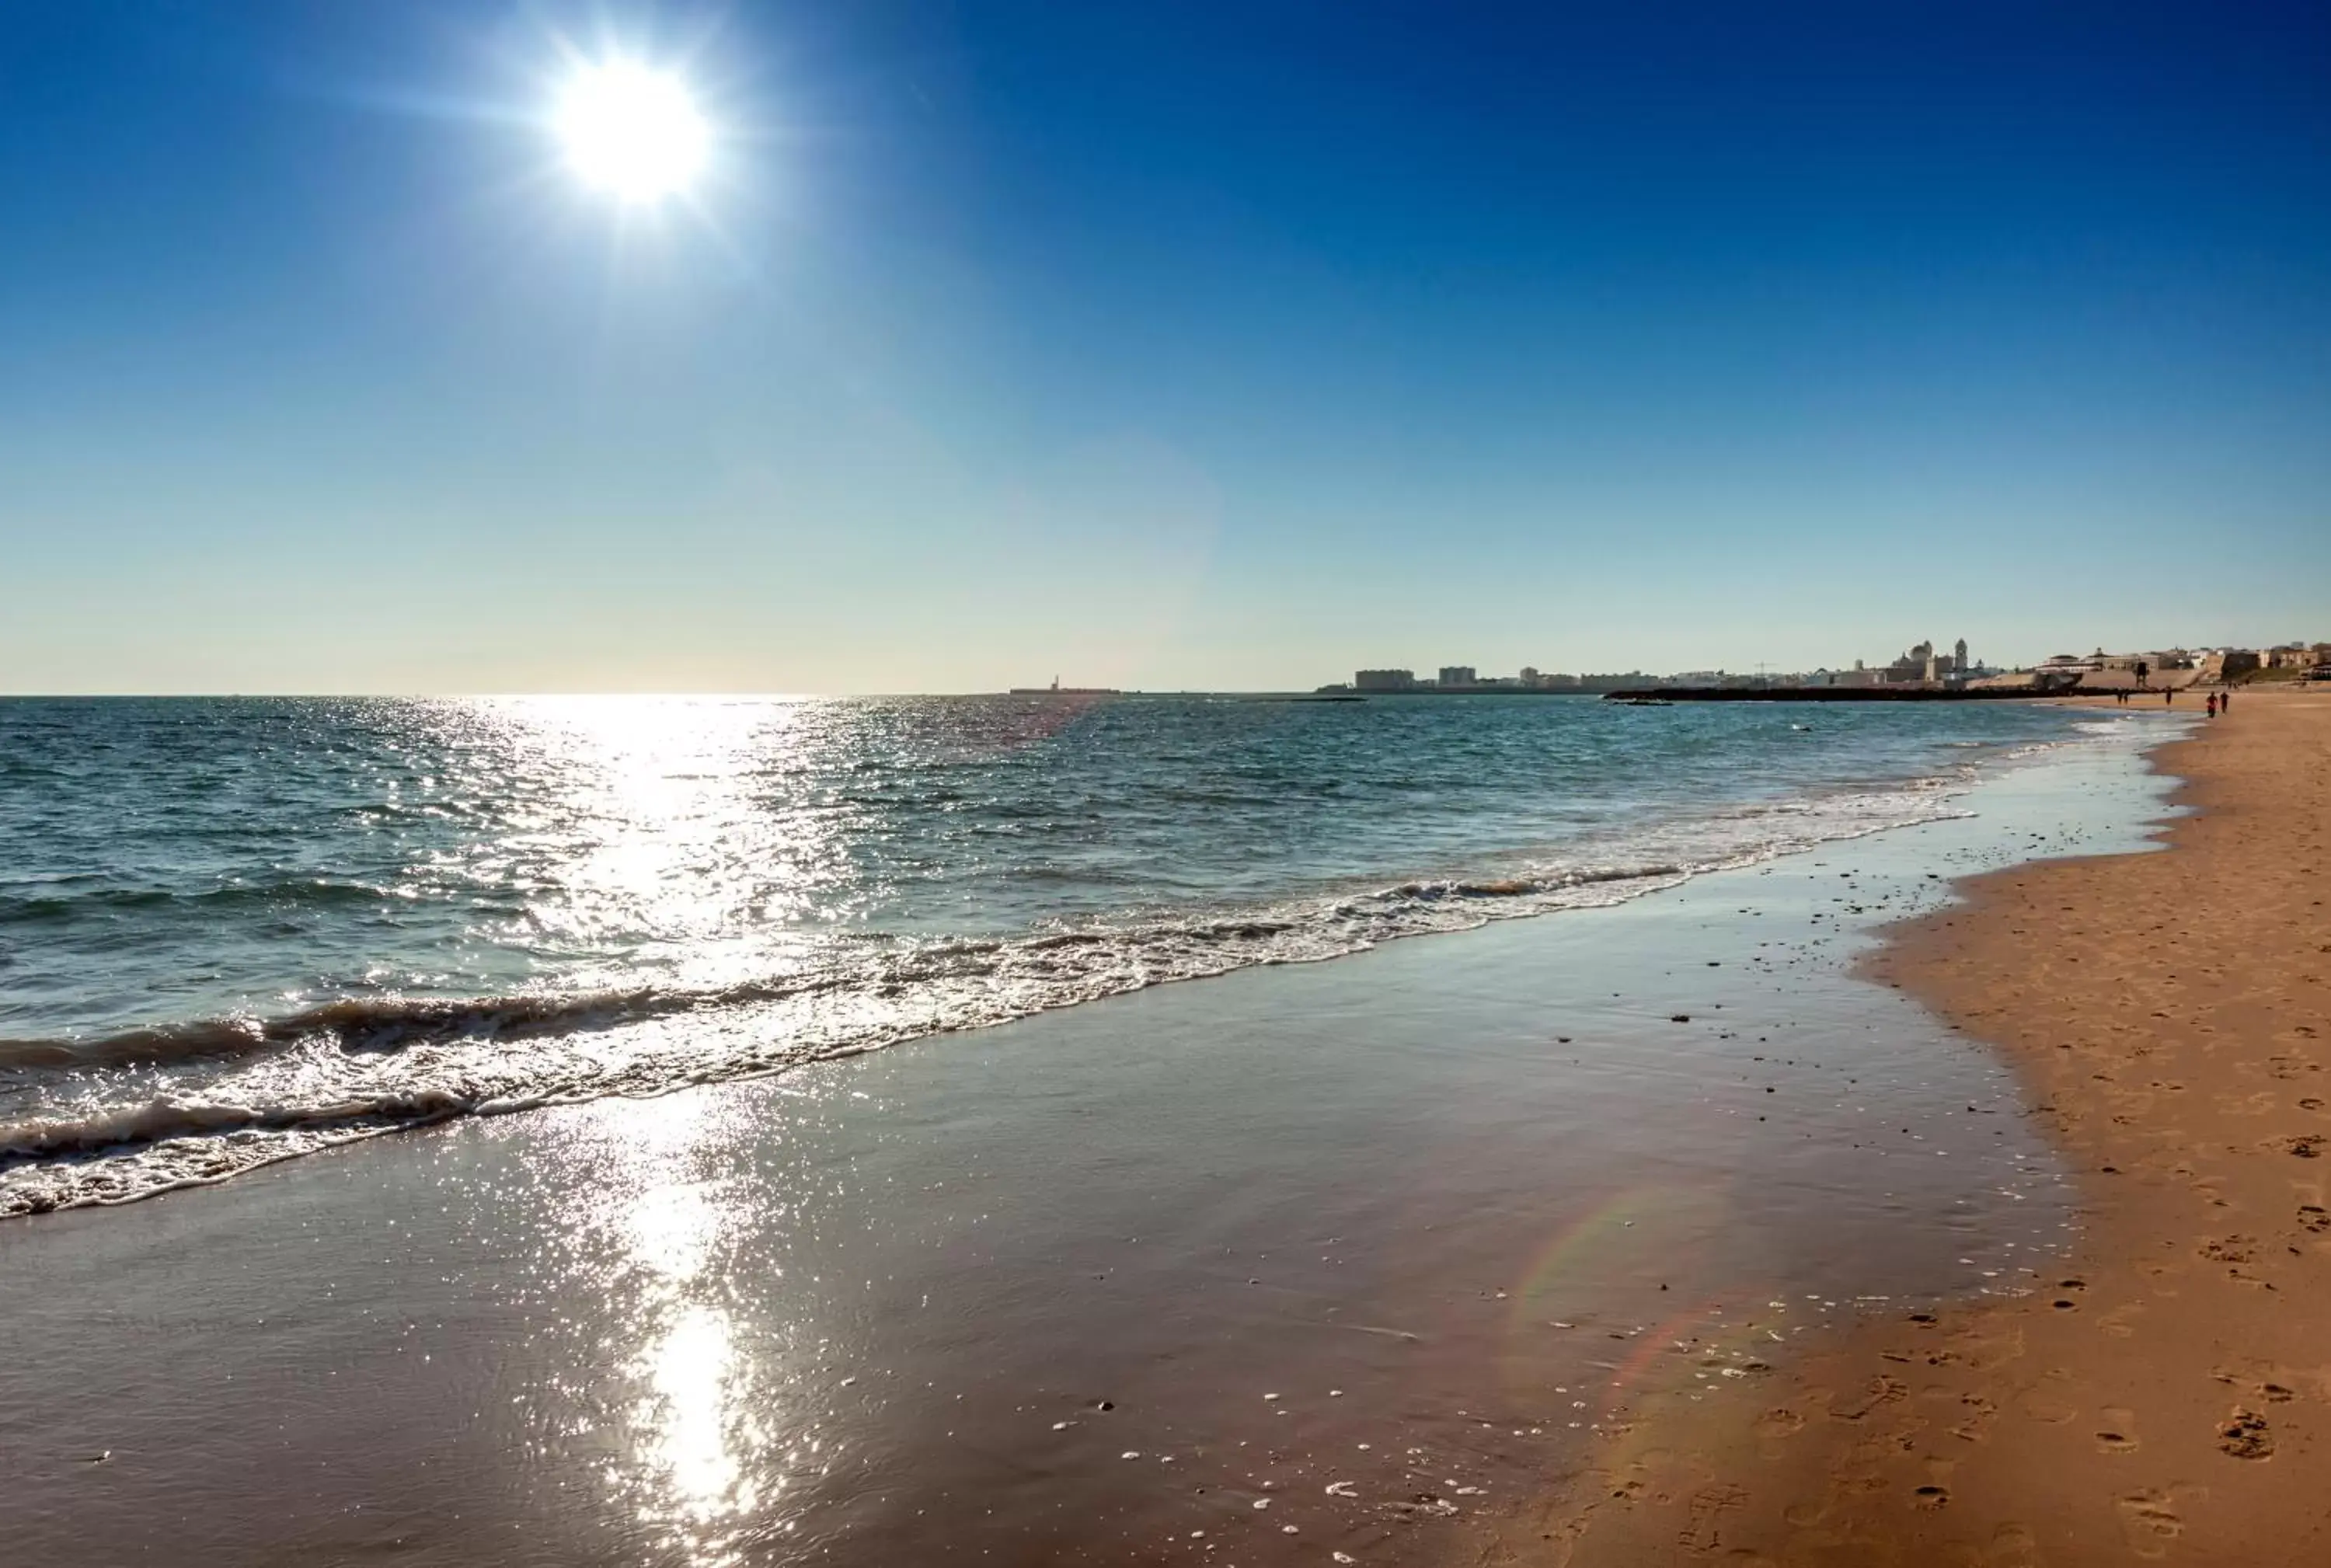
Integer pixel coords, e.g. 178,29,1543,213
0,702,2110,1225
0,717,2178,1566
1545,688,2331,1563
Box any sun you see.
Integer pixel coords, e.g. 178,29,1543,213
556,60,710,203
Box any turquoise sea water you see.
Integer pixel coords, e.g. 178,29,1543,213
0,694,2143,1216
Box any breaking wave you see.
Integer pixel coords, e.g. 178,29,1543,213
0,778,1984,1219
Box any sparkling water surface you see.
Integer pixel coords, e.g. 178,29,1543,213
0,694,2104,1214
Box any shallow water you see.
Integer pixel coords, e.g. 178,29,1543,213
0,724,2183,1566
1,695,2127,1215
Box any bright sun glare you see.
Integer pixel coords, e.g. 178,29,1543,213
556,60,710,203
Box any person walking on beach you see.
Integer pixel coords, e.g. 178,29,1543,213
2222,686,2233,712
2207,692,2219,719
2165,687,2175,706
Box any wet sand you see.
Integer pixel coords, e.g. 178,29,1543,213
0,728,2176,1566
1549,689,2331,1564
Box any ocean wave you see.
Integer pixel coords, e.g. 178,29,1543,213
0,987,685,1071
0,757,2078,1221
0,877,406,929
0,1091,472,1162
0,859,1753,1084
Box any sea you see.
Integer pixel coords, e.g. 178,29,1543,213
0,693,2145,1221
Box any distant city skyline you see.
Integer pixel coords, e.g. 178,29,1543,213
1329,635,2330,695
1322,635,2330,698
5,3,2329,694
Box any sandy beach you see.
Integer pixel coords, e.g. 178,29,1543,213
1549,688,2331,1564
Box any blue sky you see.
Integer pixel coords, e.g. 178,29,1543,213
3,2,2326,692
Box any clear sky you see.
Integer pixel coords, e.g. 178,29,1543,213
4,2,2327,693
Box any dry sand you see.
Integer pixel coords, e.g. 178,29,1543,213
1543,688,2331,1565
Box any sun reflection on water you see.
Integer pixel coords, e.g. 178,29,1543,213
640,1302,760,1532
457,695,862,995
556,1091,793,1564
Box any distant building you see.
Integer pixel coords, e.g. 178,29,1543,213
1876,636,1972,685
1885,640,1936,682
1354,668,1417,692
1437,666,1477,688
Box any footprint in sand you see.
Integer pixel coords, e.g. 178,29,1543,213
1831,1376,1908,1422
1949,1392,1999,1443
1911,1484,1949,1511
1752,1406,1805,1455
2218,1408,2274,1460
1678,1483,1749,1552
2019,1393,2078,1424
2095,1407,2140,1452
1979,1521,2040,1568
2116,1489,2193,1559
2200,1235,2257,1264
